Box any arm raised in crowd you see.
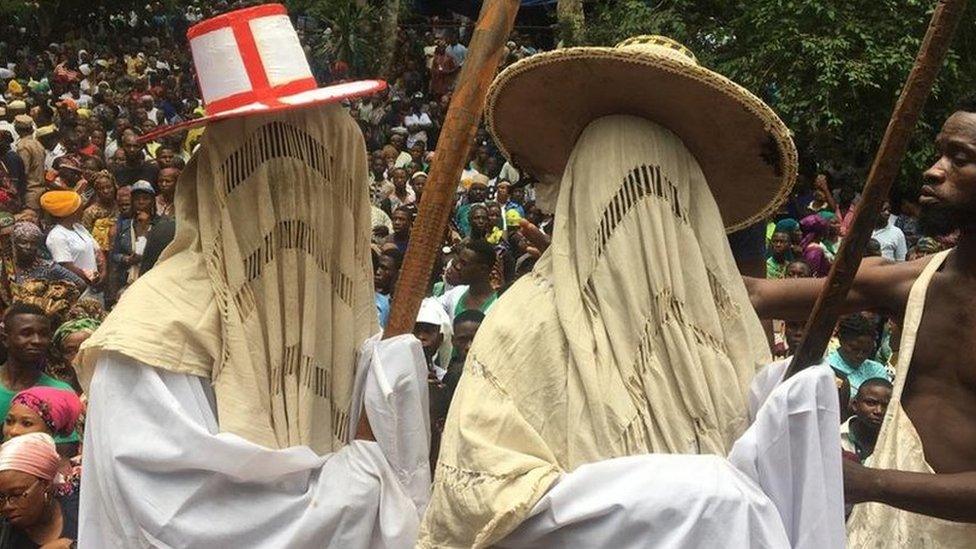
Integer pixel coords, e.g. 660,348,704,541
743,257,927,321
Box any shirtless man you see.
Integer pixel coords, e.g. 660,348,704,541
747,100,976,546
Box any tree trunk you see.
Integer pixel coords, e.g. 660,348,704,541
377,0,399,78
557,0,584,47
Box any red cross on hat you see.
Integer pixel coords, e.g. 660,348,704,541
138,3,385,143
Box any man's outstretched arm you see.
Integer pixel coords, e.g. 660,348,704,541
743,257,923,321
845,460,976,523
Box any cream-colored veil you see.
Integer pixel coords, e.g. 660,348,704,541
78,105,377,455
420,115,770,547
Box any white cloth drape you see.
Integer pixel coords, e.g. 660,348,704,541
79,335,430,548
498,360,844,549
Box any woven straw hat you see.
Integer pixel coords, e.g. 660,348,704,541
486,36,797,232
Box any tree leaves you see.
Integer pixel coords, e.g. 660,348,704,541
584,0,976,193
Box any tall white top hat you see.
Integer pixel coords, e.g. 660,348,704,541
140,3,385,142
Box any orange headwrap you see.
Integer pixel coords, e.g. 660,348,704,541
39,190,82,218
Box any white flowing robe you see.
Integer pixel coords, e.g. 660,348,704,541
79,335,430,548
499,360,845,549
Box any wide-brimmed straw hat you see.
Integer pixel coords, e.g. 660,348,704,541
138,3,386,143
486,35,797,232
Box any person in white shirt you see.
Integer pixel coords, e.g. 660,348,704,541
871,202,908,261
446,32,467,66
404,100,433,149
40,190,104,297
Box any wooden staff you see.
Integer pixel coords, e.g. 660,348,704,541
385,0,520,336
787,0,968,378
355,0,520,440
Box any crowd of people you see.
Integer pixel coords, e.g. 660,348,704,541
0,2,963,546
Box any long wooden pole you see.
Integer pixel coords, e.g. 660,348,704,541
787,0,968,378
384,0,520,338
355,0,520,440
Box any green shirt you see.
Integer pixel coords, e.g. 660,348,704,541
0,368,77,443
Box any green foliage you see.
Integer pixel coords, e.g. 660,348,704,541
292,0,381,75
583,0,976,193
287,0,401,78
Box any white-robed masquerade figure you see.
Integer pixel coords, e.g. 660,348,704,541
75,5,430,547
420,37,845,548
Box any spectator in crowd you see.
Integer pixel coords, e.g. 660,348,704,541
871,202,908,261
429,42,458,98
50,317,100,392
410,171,428,203
0,433,79,547
766,231,792,279
466,203,490,242
373,248,401,328
11,221,85,291
444,309,484,392
113,133,157,186
894,196,921,249
414,298,453,381
799,214,831,277
907,236,943,260
456,180,488,237
495,180,524,217
154,166,179,219
438,239,498,322
41,191,103,298
404,99,433,149
805,173,838,217
840,377,893,464
827,314,891,398
4,385,84,493
0,130,26,205
775,217,803,259
139,216,176,275
110,180,156,295
445,31,467,66
81,170,120,254
50,156,90,200
820,211,842,258
385,206,413,256
35,125,62,172
13,115,45,211
0,303,75,424
384,167,416,213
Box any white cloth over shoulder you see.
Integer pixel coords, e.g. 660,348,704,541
729,360,845,549
500,359,844,549
80,335,430,548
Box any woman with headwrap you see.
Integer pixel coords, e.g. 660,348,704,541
8,221,85,322
0,433,79,547
10,222,84,289
80,170,119,253
774,217,803,259
819,210,842,258
4,386,85,497
800,214,832,277
48,318,100,391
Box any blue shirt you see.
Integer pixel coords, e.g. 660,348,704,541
375,292,390,328
826,349,890,397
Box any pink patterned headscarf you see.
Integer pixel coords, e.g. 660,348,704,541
0,433,60,481
11,387,83,438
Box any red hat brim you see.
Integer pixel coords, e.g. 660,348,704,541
138,79,386,144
